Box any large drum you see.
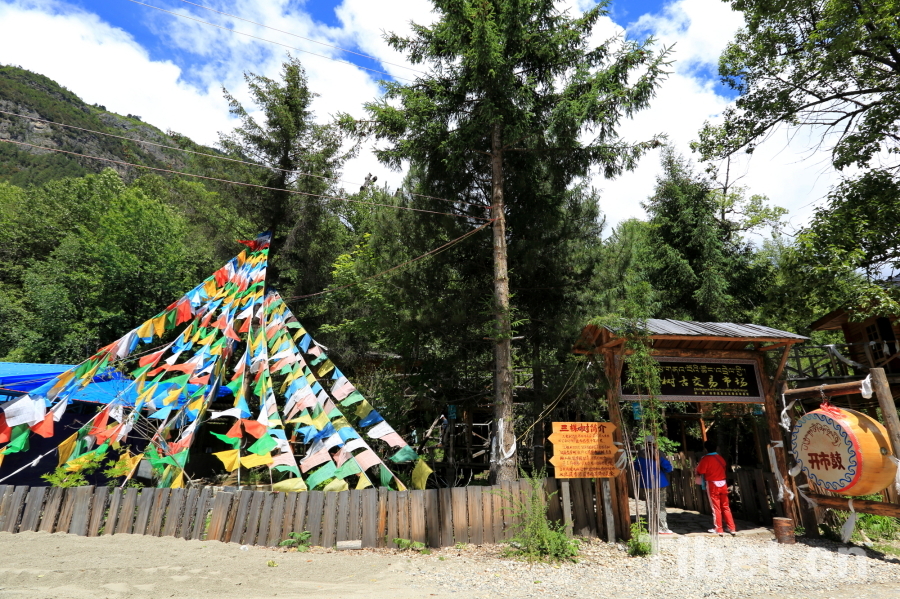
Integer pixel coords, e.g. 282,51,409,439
791,406,897,496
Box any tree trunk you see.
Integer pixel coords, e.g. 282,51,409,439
489,122,517,483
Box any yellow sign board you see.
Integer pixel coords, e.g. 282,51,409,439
549,422,621,479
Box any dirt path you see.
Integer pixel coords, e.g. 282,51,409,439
1,531,899,599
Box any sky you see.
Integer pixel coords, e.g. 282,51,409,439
0,0,843,236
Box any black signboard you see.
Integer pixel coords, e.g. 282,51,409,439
620,357,763,403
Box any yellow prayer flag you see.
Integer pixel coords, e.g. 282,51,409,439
213,449,241,472
355,400,373,420
65,453,94,472
322,478,349,493
316,360,335,378
187,397,203,413
48,369,76,398
295,412,313,427
152,314,167,338
356,473,373,490
136,319,154,340
412,459,433,490
57,432,79,466
305,372,317,385
241,452,273,468
163,387,182,406
170,470,184,488
331,417,350,431
310,410,330,431
203,279,217,296
273,477,308,493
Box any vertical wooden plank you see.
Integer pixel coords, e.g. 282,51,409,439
376,488,388,548
267,493,287,547
361,488,378,548
320,491,339,548
227,490,253,544
451,486,468,544
545,478,562,523
305,491,325,547
491,485,503,542
20,487,47,533
439,487,453,547
190,487,213,540
569,478,588,536
754,469,773,520
335,491,350,543
146,489,171,537
178,488,199,539
409,490,426,545
162,489,186,537
38,488,64,534
424,489,440,548
594,479,606,540
279,492,298,542
241,491,266,545
600,478,616,543
347,490,361,541
131,489,155,535
582,479,598,537
481,486,494,545
500,481,513,539
293,491,309,537
2,486,29,533
56,488,78,534
0,485,15,530
86,487,109,537
208,492,234,542
386,491,399,547
560,480,573,537
466,487,483,545
67,486,95,536
254,492,276,546
396,490,410,543
117,488,141,535
102,488,122,536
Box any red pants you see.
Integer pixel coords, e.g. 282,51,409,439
706,482,736,533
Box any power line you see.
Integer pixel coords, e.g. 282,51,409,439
0,109,489,211
174,0,425,75
1,139,490,221
286,218,494,301
126,0,415,82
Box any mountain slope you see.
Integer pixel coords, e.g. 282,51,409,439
0,65,217,187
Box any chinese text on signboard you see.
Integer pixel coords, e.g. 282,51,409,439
621,358,763,402
548,422,621,478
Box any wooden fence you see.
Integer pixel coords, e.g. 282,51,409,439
0,479,614,548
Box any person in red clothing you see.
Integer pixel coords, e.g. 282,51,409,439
695,440,737,536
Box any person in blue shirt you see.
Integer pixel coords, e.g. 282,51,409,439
633,436,674,534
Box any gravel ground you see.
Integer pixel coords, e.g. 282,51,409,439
399,534,900,599
1,530,898,599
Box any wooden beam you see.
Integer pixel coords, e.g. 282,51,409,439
604,342,631,541
759,353,796,523
806,494,900,518
783,380,863,399
870,368,900,464
648,335,803,343
758,341,792,352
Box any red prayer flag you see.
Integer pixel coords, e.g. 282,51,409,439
189,374,210,386
225,419,243,438
240,419,267,439
0,413,10,443
213,268,229,287
93,423,122,445
88,407,110,437
176,299,193,325
29,412,55,438
238,318,251,333
225,325,242,342
139,348,167,368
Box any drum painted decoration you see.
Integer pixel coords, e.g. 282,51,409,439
791,406,897,496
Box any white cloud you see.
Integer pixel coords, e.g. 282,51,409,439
0,0,846,234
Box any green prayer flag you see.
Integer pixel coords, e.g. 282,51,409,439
272,464,301,478
389,445,419,464
340,391,366,406
247,433,278,455
306,461,337,490
379,464,393,489
4,424,31,454
327,407,342,419
334,457,361,479
226,377,244,395
209,431,240,449
166,374,191,387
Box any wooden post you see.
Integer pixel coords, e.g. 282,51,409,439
600,478,615,543
871,368,900,462
560,480,573,537
603,343,631,540
759,353,796,523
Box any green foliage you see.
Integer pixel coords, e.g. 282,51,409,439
626,522,652,557
279,530,312,552
394,538,427,552
40,452,105,488
502,470,579,563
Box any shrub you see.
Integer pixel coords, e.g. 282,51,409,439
626,523,652,557
279,531,312,552
502,469,580,563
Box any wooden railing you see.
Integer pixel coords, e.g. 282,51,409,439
784,342,900,381
665,467,786,525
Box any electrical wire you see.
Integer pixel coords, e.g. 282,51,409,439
174,0,425,75
0,109,489,211
126,0,415,82
285,218,494,300
0,139,490,221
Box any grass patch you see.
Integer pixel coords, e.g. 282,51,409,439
501,470,580,563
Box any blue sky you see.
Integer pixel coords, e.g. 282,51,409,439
0,0,838,230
